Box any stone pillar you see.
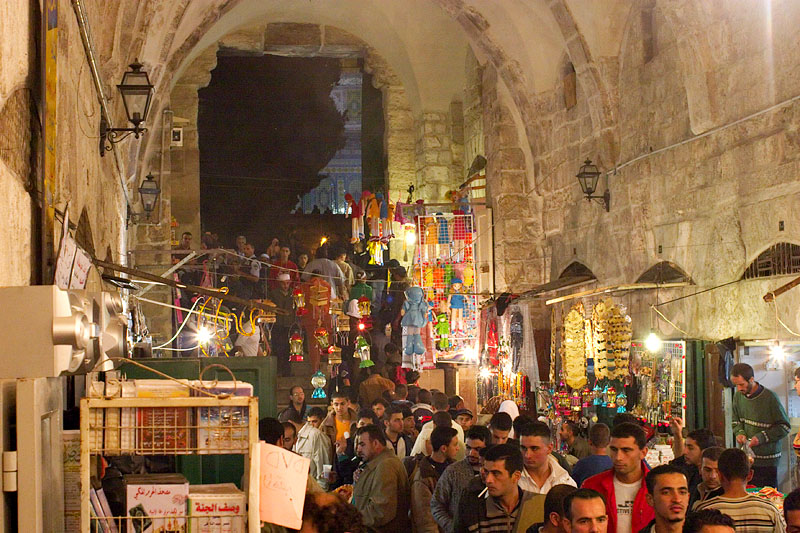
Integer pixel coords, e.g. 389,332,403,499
415,111,459,202
169,45,218,243
482,66,544,292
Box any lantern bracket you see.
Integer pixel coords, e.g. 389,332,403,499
100,116,147,156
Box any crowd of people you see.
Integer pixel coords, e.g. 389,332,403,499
171,232,410,368
254,360,798,533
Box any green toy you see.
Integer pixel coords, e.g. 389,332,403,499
434,312,450,351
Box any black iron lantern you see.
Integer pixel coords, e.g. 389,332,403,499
576,159,610,211
99,60,155,156
138,174,160,219
118,61,154,128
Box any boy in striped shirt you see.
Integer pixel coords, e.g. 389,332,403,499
694,448,784,532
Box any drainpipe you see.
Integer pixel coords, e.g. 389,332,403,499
71,0,132,265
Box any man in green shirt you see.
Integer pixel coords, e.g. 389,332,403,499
730,363,790,488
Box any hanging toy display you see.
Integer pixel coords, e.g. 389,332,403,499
355,333,373,368
289,328,304,362
616,391,628,413
448,278,466,333
434,311,450,351
328,345,342,365
345,193,364,243
311,370,328,399
401,286,428,370
293,288,307,316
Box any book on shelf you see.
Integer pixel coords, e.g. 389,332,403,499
191,381,253,454
135,380,193,453
92,476,119,533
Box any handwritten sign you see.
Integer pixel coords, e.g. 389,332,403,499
258,443,309,529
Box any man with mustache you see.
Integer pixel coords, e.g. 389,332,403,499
639,464,689,533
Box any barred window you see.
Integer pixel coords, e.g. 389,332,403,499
742,243,800,279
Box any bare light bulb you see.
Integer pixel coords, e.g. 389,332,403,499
196,327,213,345
770,341,785,360
645,331,662,352
479,367,492,379
405,228,417,246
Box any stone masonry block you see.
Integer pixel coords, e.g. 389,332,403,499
264,23,321,46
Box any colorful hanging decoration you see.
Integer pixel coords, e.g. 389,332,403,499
328,346,342,365
293,288,307,316
562,302,587,389
308,280,330,308
592,298,632,380
434,312,450,351
289,331,304,362
313,324,330,350
355,333,373,368
311,370,328,398
357,296,371,318
616,391,628,413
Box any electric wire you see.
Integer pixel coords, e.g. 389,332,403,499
152,296,204,349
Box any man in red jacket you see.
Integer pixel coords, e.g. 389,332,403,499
582,423,654,533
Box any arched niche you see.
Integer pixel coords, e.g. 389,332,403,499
636,261,692,284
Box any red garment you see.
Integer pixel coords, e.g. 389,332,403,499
346,194,362,218
581,462,653,533
268,260,299,289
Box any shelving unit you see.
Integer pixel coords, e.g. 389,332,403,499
80,396,260,532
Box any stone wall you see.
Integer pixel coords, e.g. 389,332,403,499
527,1,800,340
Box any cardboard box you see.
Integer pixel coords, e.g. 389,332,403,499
188,484,246,533
125,474,189,533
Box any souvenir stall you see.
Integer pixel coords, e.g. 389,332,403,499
534,296,693,462
475,299,539,412
410,210,480,369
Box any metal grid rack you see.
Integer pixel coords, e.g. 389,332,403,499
414,212,479,363
80,396,260,532
630,340,686,424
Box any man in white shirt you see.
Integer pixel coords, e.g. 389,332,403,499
287,410,332,490
411,394,465,459
233,313,262,357
300,244,345,299
517,421,576,493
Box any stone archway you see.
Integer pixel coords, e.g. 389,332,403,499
165,22,418,240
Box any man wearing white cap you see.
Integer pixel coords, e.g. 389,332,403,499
269,272,295,375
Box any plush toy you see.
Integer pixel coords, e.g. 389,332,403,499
434,312,450,351
345,193,364,243
401,286,428,369
448,277,466,332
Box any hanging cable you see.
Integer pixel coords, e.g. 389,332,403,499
153,297,204,349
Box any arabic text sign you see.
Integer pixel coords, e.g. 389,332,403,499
258,443,309,529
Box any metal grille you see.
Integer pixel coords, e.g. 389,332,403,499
742,242,800,279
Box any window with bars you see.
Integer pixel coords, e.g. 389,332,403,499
741,242,800,279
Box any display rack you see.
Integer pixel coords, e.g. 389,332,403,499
413,211,479,365
80,396,260,532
